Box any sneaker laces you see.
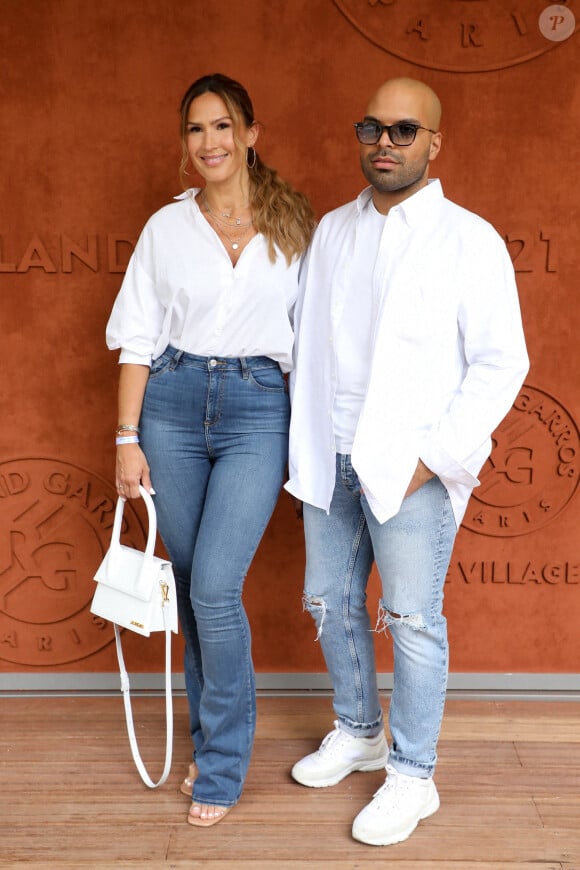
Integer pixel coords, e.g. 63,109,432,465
317,721,351,757
371,766,415,809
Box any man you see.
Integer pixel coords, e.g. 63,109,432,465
285,78,528,846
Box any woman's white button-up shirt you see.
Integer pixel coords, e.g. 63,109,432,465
106,190,300,372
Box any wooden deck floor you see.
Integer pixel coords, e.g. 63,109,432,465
0,694,578,868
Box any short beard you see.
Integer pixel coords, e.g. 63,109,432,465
360,152,430,195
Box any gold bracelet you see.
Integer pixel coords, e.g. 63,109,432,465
116,424,140,435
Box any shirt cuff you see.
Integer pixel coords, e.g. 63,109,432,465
420,443,480,488
118,349,152,366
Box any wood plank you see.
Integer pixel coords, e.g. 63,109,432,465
0,695,579,867
3,864,569,870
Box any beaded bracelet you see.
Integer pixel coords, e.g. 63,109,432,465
116,424,140,435
116,435,140,446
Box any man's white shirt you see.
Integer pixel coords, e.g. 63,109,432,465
286,180,529,526
333,198,385,453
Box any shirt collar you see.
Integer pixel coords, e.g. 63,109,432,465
174,188,201,203
173,188,204,218
356,178,443,227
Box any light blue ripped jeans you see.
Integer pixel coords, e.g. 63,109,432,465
302,454,457,779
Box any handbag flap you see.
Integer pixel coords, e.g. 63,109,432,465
94,544,171,603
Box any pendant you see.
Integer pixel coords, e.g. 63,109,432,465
232,243,239,250
235,218,241,226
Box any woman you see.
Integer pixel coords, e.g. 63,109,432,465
106,73,315,827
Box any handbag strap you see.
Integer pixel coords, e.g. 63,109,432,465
109,486,159,594
114,611,173,789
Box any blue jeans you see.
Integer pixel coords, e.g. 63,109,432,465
302,454,457,778
140,347,289,806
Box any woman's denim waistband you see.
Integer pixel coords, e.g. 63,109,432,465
158,346,280,372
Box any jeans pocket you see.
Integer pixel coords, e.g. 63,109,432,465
149,349,174,379
247,365,287,393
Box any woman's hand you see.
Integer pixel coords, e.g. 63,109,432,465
116,443,153,500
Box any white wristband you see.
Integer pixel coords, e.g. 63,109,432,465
116,435,140,446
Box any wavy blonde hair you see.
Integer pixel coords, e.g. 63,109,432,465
179,73,316,264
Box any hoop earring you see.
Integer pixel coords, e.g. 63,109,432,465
246,147,257,169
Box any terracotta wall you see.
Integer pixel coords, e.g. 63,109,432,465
0,0,578,678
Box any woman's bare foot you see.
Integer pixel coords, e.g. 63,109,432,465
187,801,232,827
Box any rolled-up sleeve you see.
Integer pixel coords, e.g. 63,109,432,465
106,227,165,366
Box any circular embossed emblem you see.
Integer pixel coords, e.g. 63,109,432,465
334,0,579,73
0,459,147,666
462,386,580,537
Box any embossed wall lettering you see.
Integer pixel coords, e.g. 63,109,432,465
461,22,484,48
334,0,579,71
0,229,561,276
447,560,580,584
0,459,147,666
0,235,136,274
462,386,580,536
505,229,558,273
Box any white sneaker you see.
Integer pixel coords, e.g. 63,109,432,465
352,764,440,846
291,721,388,788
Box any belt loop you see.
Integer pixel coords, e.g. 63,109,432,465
169,349,183,371
240,357,249,379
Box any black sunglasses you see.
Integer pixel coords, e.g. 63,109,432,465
354,121,437,146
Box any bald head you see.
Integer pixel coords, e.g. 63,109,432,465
358,77,443,212
366,78,442,131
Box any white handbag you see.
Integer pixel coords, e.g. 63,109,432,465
91,485,178,788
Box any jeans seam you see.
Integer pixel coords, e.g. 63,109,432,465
338,453,370,724
342,512,368,725
428,485,452,764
